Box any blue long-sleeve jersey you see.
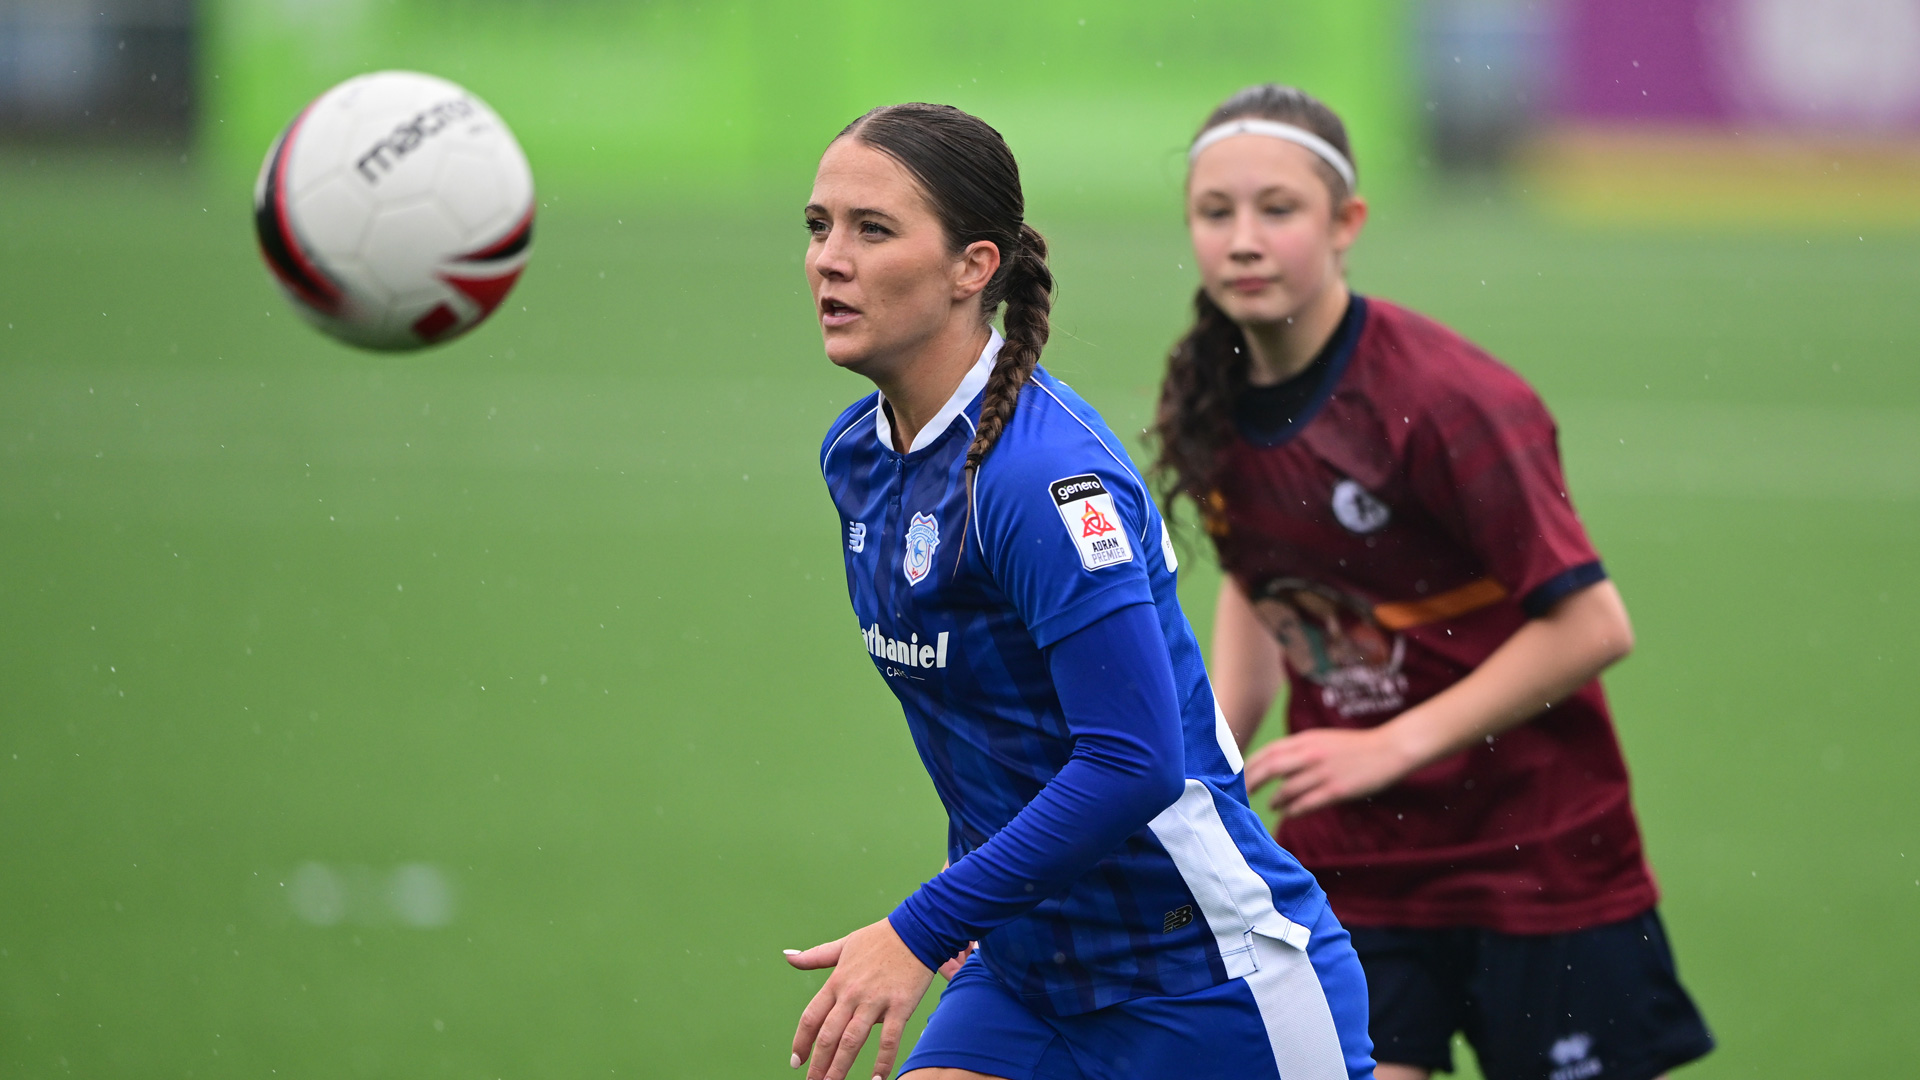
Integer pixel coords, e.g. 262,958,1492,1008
819,332,1330,1017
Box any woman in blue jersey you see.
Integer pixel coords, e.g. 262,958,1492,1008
785,103,1375,1080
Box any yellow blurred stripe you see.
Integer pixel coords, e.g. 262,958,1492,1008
1520,126,1920,226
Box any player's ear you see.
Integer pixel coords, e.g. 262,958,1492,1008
1330,194,1368,256
952,240,1001,301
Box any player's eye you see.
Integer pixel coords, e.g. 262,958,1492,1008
1262,203,1298,219
1198,205,1232,222
859,221,891,238
804,217,828,238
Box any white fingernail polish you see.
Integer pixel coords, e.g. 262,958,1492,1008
783,949,802,955
790,1053,802,1069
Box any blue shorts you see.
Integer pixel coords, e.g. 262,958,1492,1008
901,901,1375,1080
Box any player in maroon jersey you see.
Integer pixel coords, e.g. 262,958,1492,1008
1150,85,1713,1080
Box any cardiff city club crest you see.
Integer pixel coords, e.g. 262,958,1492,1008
902,511,940,586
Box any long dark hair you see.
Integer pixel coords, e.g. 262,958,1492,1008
1148,85,1355,527
840,103,1054,473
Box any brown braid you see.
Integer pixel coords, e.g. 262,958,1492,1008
1147,84,1356,527
967,222,1053,472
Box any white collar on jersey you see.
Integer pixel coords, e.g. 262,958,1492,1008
874,328,1004,454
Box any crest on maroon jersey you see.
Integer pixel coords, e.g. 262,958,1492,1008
1330,478,1391,534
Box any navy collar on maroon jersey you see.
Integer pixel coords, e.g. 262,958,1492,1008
1232,294,1368,448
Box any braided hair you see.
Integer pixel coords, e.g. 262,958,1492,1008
1148,85,1355,528
840,104,1054,474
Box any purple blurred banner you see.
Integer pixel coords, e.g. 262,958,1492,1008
1557,0,1920,131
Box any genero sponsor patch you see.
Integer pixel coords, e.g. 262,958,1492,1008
1049,473,1134,571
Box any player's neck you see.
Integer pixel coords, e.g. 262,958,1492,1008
872,321,994,453
1242,280,1350,388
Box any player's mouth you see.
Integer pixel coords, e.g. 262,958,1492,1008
1227,276,1278,294
819,297,862,328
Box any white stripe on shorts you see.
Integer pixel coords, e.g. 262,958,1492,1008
1243,931,1349,1080
1148,781,1310,979
1149,781,1347,1077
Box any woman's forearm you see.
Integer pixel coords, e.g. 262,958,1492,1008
1213,576,1287,750
888,603,1186,970
1378,580,1634,774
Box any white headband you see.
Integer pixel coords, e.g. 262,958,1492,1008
1187,118,1356,192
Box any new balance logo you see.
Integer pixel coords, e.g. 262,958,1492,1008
1162,904,1194,933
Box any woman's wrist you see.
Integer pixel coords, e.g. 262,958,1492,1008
1374,706,1448,781
885,901,950,973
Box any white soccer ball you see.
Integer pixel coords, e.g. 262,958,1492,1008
253,71,535,351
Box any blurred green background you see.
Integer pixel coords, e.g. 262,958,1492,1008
202,0,1414,209
3,2,1918,1078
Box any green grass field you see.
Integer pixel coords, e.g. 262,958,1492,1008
2,154,1917,1078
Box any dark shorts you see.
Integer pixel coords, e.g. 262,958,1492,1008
1349,908,1712,1080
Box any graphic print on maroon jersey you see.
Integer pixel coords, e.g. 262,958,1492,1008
1248,577,1407,718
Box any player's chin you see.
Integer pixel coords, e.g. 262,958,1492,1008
1233,299,1305,329
1210,284,1299,327
819,329,873,370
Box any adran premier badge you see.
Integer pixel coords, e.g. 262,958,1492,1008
1049,473,1134,571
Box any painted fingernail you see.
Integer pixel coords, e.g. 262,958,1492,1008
790,1053,802,1069
783,949,802,956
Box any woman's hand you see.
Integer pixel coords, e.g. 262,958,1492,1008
785,917,935,1080
1243,725,1417,817
1243,582,1638,819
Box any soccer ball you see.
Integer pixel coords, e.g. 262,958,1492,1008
253,71,534,351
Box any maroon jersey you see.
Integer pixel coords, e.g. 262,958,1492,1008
1209,296,1658,934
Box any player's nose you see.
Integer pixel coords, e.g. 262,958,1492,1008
812,228,857,280
1228,206,1267,258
